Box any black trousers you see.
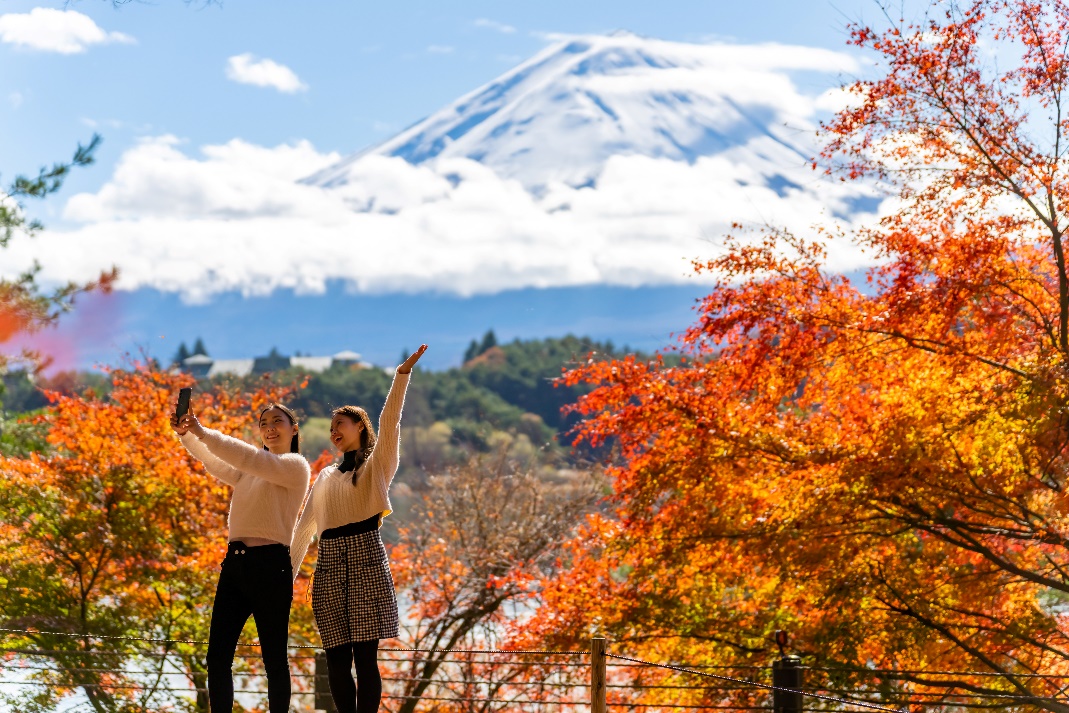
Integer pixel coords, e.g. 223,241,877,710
206,542,293,713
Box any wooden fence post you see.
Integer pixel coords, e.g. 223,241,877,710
315,650,336,713
591,637,607,713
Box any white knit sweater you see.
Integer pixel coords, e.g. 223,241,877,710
181,428,311,545
290,370,410,575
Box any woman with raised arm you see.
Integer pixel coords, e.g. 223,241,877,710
171,402,310,713
290,344,427,713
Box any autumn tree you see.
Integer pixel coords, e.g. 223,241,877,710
381,448,598,712
0,366,303,713
524,3,1069,712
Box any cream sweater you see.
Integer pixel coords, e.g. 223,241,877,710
181,428,311,545
290,370,410,575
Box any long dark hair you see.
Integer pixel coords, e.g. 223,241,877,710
332,405,376,483
258,403,300,453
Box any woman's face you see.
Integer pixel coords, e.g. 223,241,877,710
259,407,297,454
330,414,364,453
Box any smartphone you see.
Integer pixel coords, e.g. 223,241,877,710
175,387,193,418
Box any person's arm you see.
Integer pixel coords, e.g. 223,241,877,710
290,481,319,579
368,344,426,484
180,432,244,487
197,428,310,490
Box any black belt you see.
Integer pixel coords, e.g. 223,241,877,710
227,542,288,556
321,514,380,540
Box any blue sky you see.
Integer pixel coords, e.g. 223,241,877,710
0,0,897,369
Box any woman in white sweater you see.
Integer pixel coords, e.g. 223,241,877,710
172,402,310,713
290,344,426,713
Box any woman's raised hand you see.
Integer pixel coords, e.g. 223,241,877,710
398,344,428,374
171,411,206,438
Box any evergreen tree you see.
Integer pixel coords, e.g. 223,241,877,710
191,338,208,356
173,342,190,365
463,339,480,364
479,329,497,354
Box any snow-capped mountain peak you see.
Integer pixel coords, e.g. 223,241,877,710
305,32,856,191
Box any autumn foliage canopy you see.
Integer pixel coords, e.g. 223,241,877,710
526,2,1069,710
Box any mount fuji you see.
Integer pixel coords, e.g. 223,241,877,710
306,31,866,203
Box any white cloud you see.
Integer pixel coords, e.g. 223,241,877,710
475,18,517,34
426,45,455,54
79,116,151,132
815,85,867,114
225,53,307,93
0,8,134,54
62,136,339,224
530,31,572,43
5,135,881,304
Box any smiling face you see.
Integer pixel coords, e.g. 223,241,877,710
259,407,298,454
330,413,365,453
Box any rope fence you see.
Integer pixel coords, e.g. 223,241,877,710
3,627,1068,712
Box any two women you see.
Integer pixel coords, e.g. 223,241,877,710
171,402,311,713
172,343,426,713
290,344,427,713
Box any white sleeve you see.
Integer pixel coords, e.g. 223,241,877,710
180,432,243,486
198,428,310,490
367,370,411,489
289,477,320,579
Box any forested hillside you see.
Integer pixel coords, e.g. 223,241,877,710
0,333,636,472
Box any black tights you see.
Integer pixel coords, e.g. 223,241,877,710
325,640,381,713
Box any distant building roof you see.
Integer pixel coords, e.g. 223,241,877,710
291,356,333,373
333,350,363,362
177,350,370,378
207,359,255,378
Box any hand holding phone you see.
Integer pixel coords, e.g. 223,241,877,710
171,387,204,438
175,387,192,418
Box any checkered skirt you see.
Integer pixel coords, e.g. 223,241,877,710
311,529,399,648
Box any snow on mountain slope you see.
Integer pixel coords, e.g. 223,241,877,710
306,32,857,192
